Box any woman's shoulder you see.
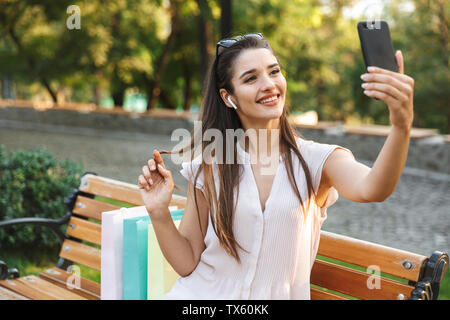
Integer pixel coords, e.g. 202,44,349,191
294,136,327,156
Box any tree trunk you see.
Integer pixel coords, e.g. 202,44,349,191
92,69,102,106
196,0,213,93
220,0,233,39
41,78,58,103
111,89,125,107
436,0,448,67
7,25,58,103
146,2,180,111
159,89,176,110
183,62,192,111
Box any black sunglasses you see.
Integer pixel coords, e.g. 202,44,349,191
216,33,263,57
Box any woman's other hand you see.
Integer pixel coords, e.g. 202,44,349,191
138,149,174,220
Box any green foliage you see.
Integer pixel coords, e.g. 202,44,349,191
0,145,84,251
0,0,448,132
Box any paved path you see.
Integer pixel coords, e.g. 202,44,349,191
1,123,449,257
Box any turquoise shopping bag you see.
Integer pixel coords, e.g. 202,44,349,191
123,208,185,300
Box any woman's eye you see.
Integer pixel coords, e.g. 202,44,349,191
271,69,280,75
245,76,256,83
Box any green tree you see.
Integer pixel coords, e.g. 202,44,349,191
390,0,449,133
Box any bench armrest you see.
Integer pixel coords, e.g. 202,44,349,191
410,251,449,300
0,260,20,280
0,212,71,246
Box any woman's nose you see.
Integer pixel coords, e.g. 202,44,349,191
260,74,276,91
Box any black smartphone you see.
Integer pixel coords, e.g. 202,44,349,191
357,20,398,72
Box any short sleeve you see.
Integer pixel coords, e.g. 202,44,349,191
297,138,354,194
311,143,353,194
180,158,205,192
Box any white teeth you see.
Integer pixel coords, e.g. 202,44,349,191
259,96,278,104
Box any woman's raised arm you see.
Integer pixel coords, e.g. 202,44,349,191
138,149,208,277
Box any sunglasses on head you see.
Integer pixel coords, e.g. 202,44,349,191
216,33,263,57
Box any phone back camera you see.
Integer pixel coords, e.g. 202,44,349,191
366,20,381,30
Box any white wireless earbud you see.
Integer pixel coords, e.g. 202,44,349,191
227,96,238,110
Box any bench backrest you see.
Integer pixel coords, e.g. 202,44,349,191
59,173,186,273
311,231,427,300
62,174,446,300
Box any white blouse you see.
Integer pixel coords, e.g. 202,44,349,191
163,136,352,300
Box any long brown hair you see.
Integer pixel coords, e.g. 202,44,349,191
162,35,316,262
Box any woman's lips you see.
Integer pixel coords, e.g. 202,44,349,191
257,94,281,106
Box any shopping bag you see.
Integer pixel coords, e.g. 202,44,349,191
147,209,184,300
100,206,148,300
123,207,183,300
123,215,150,300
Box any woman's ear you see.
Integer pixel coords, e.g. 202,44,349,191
219,88,237,110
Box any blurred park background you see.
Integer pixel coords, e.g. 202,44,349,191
0,0,449,299
0,0,448,133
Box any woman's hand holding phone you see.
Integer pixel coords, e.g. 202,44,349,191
138,149,174,220
361,50,415,132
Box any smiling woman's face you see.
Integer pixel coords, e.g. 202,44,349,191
221,48,287,126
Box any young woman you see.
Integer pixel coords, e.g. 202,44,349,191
137,34,414,299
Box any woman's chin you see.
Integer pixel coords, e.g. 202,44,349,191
260,103,284,118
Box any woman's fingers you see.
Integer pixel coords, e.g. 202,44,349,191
139,150,171,192
395,50,404,74
362,82,408,102
142,164,153,183
153,149,165,168
361,72,413,97
363,89,397,106
147,158,156,171
366,65,414,89
138,174,151,191
157,163,171,179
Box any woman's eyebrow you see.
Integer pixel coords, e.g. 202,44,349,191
239,63,280,80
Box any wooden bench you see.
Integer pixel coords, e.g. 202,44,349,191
0,173,448,300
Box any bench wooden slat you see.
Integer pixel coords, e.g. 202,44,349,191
59,239,101,271
0,276,86,300
0,286,29,300
311,259,415,300
310,286,350,300
66,216,101,245
79,174,187,209
318,231,427,282
0,278,57,300
73,195,120,221
39,267,100,300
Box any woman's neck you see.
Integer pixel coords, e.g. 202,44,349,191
240,118,281,162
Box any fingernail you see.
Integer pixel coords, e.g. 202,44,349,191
363,90,370,95
360,74,369,80
158,164,163,170
367,66,375,72
361,83,368,88
146,186,150,191
149,178,153,185
150,164,155,170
